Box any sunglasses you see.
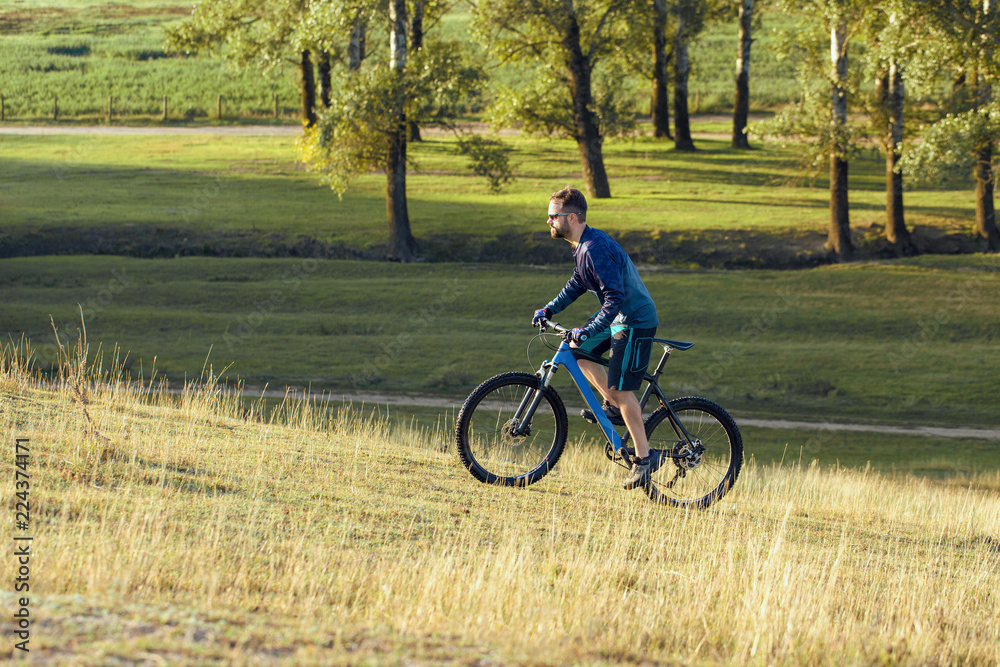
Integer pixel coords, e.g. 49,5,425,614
547,212,575,221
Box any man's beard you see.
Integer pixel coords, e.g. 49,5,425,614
550,227,564,239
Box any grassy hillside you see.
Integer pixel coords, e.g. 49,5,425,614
1,349,998,664
2,255,998,452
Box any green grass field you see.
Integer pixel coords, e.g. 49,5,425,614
3,254,998,436
0,131,985,265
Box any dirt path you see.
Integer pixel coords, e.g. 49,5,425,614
247,387,1000,441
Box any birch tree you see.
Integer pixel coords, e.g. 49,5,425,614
475,0,637,198
386,0,414,260
757,0,867,261
166,0,373,126
652,0,673,138
673,0,705,151
299,7,511,262
902,0,1000,251
863,0,929,253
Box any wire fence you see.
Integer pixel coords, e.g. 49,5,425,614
0,92,303,122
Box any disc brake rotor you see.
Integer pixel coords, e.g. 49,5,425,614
673,440,704,471
501,419,529,440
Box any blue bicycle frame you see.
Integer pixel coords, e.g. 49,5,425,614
537,339,626,451
515,318,698,459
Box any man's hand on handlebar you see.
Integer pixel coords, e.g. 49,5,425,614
532,307,552,327
531,314,587,343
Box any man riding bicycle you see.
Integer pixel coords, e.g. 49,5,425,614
532,186,659,490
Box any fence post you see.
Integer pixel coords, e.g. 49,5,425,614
273,93,278,119
53,94,58,121
162,96,168,122
108,95,113,121
217,94,222,120
1,95,4,122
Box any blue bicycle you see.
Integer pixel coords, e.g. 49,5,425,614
455,317,743,508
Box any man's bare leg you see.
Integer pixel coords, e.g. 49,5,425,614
577,359,617,407
606,388,649,459
577,358,649,459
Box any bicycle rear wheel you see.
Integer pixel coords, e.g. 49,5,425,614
643,396,743,508
455,372,568,486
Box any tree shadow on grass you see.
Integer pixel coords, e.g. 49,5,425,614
0,155,986,268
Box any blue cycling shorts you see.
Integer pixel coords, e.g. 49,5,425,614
571,324,657,392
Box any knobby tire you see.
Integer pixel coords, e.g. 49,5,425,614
455,372,568,486
643,396,743,508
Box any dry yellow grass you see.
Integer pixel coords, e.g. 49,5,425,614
1,339,999,665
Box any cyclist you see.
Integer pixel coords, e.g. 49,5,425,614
532,185,659,490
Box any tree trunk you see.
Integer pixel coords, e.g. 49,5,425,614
387,120,416,262
651,0,672,139
829,155,853,260
317,51,332,109
973,143,1000,250
565,14,611,198
827,23,853,260
386,0,418,262
348,13,366,71
885,57,913,251
972,2,1000,251
972,104,1000,250
408,0,425,142
674,11,695,151
300,49,317,127
731,0,753,149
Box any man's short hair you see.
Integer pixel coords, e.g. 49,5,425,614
550,185,587,221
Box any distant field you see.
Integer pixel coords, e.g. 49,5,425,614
0,0,302,120
0,0,799,121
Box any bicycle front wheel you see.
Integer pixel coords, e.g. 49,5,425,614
643,396,743,508
455,372,568,486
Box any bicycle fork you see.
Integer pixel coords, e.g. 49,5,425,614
508,362,554,437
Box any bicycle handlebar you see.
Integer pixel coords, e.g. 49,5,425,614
535,317,587,342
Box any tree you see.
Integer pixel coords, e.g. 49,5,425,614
475,0,637,198
673,0,707,150
652,0,674,138
317,50,333,109
408,0,427,141
731,0,754,149
301,49,318,126
405,0,458,142
612,0,673,139
386,0,416,260
166,0,374,126
168,0,312,124
863,1,926,254
758,0,867,261
299,12,512,261
902,0,1000,252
